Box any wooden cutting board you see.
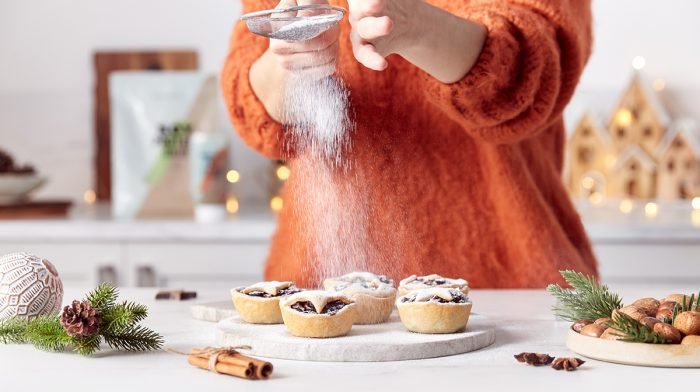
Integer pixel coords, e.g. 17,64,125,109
93,51,198,201
0,201,72,219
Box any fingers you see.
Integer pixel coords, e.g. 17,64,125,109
277,41,339,71
356,16,392,40
351,31,388,71
348,0,385,20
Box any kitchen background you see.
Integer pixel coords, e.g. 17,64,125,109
1,0,699,288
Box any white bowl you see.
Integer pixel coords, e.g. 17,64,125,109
0,174,46,204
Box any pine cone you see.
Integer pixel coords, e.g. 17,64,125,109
60,300,101,338
0,148,14,173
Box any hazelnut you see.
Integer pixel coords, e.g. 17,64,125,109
663,294,691,305
594,317,611,326
580,323,607,338
615,306,646,322
631,298,660,316
656,308,673,321
572,320,593,333
600,328,626,340
653,323,682,344
658,301,678,311
639,317,661,330
681,335,700,346
672,311,700,336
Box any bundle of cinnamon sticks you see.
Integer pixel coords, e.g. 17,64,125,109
186,347,273,380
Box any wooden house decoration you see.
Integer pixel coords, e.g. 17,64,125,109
567,73,700,200
656,119,700,200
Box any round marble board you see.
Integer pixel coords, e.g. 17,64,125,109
566,329,700,368
217,312,495,362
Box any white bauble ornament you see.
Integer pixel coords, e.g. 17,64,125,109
0,252,64,321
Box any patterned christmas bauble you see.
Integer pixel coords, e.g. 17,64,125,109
0,252,64,321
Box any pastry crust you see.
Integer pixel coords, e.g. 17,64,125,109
398,274,469,297
396,288,472,334
280,291,357,338
230,281,300,324
323,272,397,324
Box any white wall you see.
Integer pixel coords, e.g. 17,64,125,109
1,0,699,203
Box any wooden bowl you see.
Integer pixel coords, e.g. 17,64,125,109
566,328,700,367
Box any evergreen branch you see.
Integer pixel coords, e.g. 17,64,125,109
24,316,72,352
103,325,163,352
86,283,119,312
547,270,623,322
72,334,102,356
0,318,28,344
605,312,668,344
101,301,148,333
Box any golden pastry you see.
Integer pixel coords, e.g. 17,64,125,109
396,287,472,334
398,274,469,296
280,291,357,338
323,272,396,324
231,281,302,324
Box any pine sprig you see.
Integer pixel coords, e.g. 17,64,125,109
0,318,28,344
1,284,162,356
605,312,668,344
86,283,119,312
547,270,623,321
102,301,149,332
103,325,163,352
24,316,73,352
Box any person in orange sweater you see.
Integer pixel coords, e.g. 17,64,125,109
222,0,599,288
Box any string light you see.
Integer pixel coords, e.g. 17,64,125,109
692,210,700,228
581,176,595,190
83,189,96,205
276,165,291,181
652,79,666,92
589,192,603,205
644,202,658,219
619,199,633,214
226,170,241,184
615,109,633,127
605,155,617,169
270,196,284,212
692,197,700,210
226,196,239,214
632,56,646,71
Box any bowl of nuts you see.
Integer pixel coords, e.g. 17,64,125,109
0,149,45,204
549,271,700,368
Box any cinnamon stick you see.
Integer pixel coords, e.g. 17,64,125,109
187,354,255,379
230,352,273,380
188,347,273,380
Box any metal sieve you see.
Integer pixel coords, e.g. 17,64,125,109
241,4,346,41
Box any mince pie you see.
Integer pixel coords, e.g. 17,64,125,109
398,274,469,296
323,272,396,324
280,291,357,338
231,281,302,324
396,287,472,334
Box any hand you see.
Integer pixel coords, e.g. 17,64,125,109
348,0,420,71
267,0,340,78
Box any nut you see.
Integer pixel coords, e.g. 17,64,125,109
631,298,660,316
615,306,646,322
672,311,700,336
639,317,661,330
600,328,626,340
655,308,674,321
681,335,700,346
658,301,678,311
580,323,607,338
664,294,691,305
572,320,593,333
594,317,611,326
653,323,682,344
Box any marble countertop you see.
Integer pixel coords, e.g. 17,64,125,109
1,286,697,391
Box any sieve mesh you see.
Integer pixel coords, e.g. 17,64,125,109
242,4,346,41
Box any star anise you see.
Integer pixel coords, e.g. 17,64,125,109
514,352,555,366
551,357,586,371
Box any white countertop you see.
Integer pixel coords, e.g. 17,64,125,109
1,286,697,391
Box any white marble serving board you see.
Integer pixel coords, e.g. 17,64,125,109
190,301,236,322
566,328,700,368
216,312,495,362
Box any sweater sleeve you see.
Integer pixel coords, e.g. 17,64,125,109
423,0,592,144
221,0,293,159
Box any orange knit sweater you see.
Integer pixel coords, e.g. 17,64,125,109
222,0,598,288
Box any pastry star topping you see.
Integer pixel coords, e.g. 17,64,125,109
399,288,469,304
241,281,299,297
281,291,354,316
